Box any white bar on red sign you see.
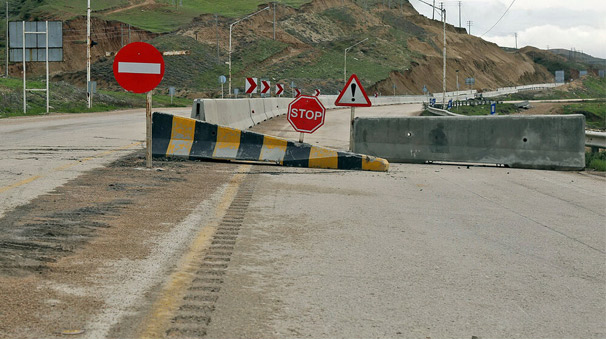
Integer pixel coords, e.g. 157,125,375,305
118,62,162,74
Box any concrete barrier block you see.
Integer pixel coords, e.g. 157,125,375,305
249,98,268,125
214,98,253,130
191,99,205,120
267,98,280,118
353,115,585,170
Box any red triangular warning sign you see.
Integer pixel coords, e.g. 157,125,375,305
335,74,372,107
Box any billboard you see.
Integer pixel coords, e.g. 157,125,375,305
9,21,63,62
555,70,565,83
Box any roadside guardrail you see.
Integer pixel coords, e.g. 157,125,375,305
586,131,606,151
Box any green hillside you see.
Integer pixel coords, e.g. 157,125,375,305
9,0,311,32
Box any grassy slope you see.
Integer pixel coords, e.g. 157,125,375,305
34,0,312,33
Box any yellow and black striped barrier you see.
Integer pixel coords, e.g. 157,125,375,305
152,112,389,172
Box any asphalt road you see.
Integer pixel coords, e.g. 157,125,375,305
0,104,604,338
0,107,191,218
213,106,604,338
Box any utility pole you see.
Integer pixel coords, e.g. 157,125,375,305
228,6,270,96
5,1,8,77
467,20,472,34
458,1,461,28
514,32,517,49
418,0,447,108
432,0,435,19
273,2,276,40
215,14,219,64
87,0,91,108
344,37,368,82
442,6,446,109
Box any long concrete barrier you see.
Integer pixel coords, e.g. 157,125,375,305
152,112,389,172
352,115,586,170
190,90,476,131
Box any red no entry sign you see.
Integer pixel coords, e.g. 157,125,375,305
113,42,165,93
287,95,326,133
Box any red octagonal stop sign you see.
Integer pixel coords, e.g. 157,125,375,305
113,42,165,94
287,95,326,133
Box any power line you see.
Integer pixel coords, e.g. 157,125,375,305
480,0,516,37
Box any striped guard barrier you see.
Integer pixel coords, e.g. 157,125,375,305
152,112,389,172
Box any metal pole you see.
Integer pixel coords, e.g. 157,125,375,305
458,1,461,28
442,8,446,108
344,37,368,83
5,1,8,77
22,20,25,113
45,20,49,113
228,23,232,96
456,69,459,105
87,0,91,108
228,6,270,97
349,106,355,151
215,14,219,64
146,91,152,168
298,132,304,143
343,48,347,82
432,0,435,19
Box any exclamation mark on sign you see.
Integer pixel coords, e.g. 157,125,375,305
351,83,357,102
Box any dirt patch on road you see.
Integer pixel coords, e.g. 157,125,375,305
0,151,240,338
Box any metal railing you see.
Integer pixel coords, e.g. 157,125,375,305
586,131,606,150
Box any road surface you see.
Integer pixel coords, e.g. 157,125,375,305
0,107,191,218
0,104,604,338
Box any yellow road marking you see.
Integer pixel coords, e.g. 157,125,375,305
0,175,42,194
0,142,143,193
138,164,251,339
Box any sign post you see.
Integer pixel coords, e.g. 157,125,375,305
334,74,372,151
219,75,226,98
169,86,176,104
287,95,326,143
113,42,165,168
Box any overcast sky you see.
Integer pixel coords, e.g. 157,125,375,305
408,0,606,60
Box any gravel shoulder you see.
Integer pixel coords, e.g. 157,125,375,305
0,151,239,338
